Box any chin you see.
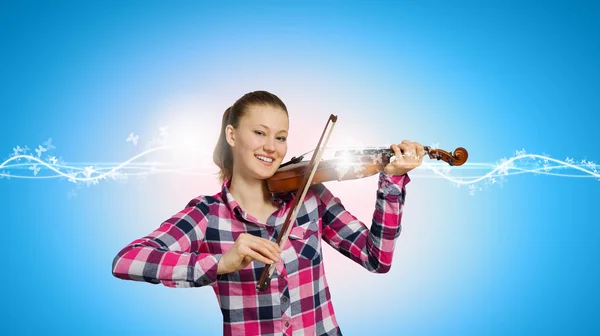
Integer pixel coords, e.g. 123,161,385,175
250,164,277,180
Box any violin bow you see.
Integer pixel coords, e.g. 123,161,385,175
256,114,338,291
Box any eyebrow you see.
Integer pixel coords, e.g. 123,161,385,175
255,124,288,134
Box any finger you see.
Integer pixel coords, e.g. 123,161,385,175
409,145,420,160
236,234,279,262
239,245,275,265
253,236,281,258
248,240,280,262
415,143,425,159
242,234,280,255
247,249,276,265
389,144,401,159
400,141,411,155
395,144,407,159
264,240,282,259
398,143,415,159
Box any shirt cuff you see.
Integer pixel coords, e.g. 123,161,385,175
195,253,223,286
378,172,411,196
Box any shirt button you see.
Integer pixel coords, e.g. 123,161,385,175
282,297,288,303
285,321,290,327
279,273,285,278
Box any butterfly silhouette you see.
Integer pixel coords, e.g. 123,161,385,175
43,138,56,151
67,188,77,199
84,166,95,178
35,145,47,158
12,145,23,156
66,170,78,183
126,132,139,146
48,156,57,165
29,164,40,176
22,146,31,162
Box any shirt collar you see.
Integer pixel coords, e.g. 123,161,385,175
221,179,243,218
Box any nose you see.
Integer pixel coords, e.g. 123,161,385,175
263,136,276,153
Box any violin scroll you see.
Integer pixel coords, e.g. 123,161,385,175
425,146,468,166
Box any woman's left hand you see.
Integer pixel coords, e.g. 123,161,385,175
383,140,425,176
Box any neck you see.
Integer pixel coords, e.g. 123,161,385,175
229,173,274,212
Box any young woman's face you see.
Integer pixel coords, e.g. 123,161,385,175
227,104,289,181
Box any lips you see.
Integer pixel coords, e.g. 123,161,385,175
255,154,274,163
254,155,275,167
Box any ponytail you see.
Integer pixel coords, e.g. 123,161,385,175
213,106,234,182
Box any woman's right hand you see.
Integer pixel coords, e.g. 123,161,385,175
217,233,282,275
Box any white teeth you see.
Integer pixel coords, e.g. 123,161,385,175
255,155,273,163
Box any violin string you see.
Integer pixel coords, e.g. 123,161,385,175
294,146,390,157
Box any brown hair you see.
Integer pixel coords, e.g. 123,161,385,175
213,91,288,182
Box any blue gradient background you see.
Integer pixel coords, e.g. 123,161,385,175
2,1,599,335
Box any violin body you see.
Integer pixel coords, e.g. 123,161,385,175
267,157,384,194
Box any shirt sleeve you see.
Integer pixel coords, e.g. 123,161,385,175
111,197,223,288
317,172,410,273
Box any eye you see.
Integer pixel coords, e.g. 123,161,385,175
277,136,287,142
254,130,265,136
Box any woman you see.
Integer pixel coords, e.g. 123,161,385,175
112,90,424,335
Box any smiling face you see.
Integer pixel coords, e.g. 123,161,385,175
226,104,289,181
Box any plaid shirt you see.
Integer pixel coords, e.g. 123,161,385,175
112,172,410,335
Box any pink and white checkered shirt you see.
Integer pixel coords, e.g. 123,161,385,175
112,172,410,335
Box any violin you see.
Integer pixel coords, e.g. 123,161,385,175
267,146,469,194
256,114,468,292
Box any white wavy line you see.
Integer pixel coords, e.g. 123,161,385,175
0,146,183,182
421,154,600,185
0,163,213,172
0,167,219,179
411,172,598,179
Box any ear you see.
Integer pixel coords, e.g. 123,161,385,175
225,125,236,147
